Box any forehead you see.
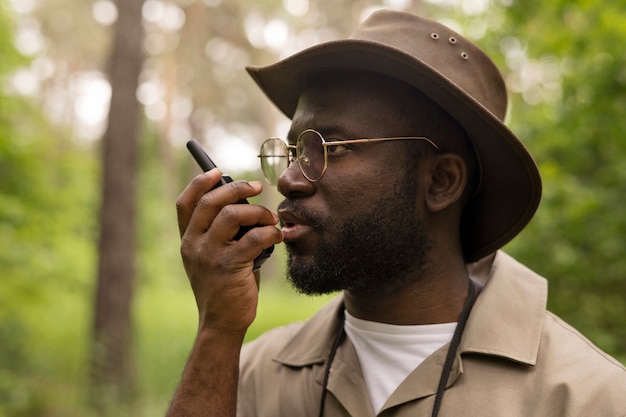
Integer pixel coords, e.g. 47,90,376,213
289,71,423,138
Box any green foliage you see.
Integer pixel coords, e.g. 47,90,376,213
0,6,98,415
0,3,24,74
497,0,626,360
0,101,99,416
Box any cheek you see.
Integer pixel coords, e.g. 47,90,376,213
319,148,416,215
322,168,393,215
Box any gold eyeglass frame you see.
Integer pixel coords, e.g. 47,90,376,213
259,128,440,184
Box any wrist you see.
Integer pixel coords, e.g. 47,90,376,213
196,324,247,348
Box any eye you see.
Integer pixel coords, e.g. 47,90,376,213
325,141,350,155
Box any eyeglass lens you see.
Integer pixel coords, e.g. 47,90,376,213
296,130,326,182
259,138,289,185
259,131,328,184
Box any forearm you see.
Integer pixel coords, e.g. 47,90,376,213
169,173,280,416
166,329,245,417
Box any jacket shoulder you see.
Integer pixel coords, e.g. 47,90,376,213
241,322,305,369
543,310,626,373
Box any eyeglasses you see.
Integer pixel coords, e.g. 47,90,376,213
258,128,440,184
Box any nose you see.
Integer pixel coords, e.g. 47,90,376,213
277,159,315,198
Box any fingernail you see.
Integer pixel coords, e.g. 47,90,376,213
204,168,220,175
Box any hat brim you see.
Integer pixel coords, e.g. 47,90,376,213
247,40,542,262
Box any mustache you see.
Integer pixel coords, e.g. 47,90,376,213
277,200,326,231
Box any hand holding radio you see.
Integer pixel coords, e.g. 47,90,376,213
186,139,275,270
176,139,282,333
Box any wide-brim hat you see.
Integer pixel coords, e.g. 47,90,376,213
246,10,542,262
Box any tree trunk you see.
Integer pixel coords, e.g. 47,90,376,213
90,0,145,411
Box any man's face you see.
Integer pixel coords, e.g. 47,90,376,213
276,71,434,297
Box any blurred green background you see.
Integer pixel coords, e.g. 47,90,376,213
1,0,625,415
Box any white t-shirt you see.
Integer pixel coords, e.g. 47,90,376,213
344,310,457,414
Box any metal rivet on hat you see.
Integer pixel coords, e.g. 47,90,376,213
449,36,457,44
430,33,439,40
461,52,469,60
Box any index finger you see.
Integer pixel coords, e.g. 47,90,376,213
176,169,223,238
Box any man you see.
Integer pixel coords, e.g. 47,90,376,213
168,10,626,417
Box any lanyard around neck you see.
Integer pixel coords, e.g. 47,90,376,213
318,280,480,417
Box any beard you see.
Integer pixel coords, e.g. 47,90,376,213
283,172,432,298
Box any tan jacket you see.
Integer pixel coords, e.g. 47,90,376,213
239,251,626,416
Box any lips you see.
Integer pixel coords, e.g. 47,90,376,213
277,202,321,245
277,209,308,241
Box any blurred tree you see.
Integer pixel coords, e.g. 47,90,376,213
90,0,146,410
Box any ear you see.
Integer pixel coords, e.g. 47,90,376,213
425,153,467,213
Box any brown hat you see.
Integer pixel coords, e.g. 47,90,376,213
246,10,542,262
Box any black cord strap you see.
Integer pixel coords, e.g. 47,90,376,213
431,280,480,417
318,308,346,417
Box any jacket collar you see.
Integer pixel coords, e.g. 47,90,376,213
274,250,547,368
273,295,345,367
462,250,547,365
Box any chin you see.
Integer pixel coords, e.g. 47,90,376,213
285,255,342,296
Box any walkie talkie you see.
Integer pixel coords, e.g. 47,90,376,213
186,139,274,271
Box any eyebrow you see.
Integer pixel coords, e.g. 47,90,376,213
287,124,354,143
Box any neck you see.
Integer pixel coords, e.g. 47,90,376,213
343,266,470,325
